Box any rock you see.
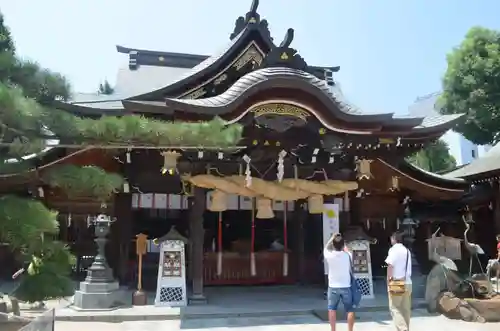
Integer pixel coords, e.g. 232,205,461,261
437,292,484,323
465,296,500,322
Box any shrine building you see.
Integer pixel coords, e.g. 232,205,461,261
0,1,472,302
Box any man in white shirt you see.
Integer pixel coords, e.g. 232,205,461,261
385,232,412,331
324,234,355,331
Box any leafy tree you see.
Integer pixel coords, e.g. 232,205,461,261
407,139,457,173
98,80,114,95
440,26,500,145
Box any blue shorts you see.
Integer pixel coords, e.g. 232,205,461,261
327,287,354,312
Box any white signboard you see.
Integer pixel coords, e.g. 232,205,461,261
322,203,340,274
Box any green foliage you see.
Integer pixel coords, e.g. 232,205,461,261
42,165,124,201
0,195,75,302
0,11,75,302
0,195,59,250
98,80,114,95
407,139,457,173
0,12,14,53
440,26,500,145
50,114,243,147
14,241,75,303
0,8,242,303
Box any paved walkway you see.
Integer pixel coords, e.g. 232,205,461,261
54,310,500,331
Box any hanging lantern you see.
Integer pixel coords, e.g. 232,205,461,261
388,176,399,192
209,190,228,212
256,198,274,219
356,159,373,180
308,195,323,214
277,150,287,182
160,150,181,175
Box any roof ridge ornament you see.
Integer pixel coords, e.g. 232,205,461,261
260,28,308,72
230,0,271,41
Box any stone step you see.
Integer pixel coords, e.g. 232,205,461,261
54,299,428,323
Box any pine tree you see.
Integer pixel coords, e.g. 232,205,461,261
0,9,242,303
0,11,74,303
98,80,114,95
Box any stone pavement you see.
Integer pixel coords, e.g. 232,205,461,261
54,285,426,322
54,310,500,331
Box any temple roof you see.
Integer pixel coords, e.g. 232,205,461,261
123,67,462,135
55,0,462,141
445,142,500,181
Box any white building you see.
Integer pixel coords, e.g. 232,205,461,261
408,92,490,166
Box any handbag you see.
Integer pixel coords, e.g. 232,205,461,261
388,249,409,296
347,252,362,306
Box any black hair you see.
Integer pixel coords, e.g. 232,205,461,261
326,233,345,251
391,231,404,244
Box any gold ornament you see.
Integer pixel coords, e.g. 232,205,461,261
356,159,373,180
161,150,181,175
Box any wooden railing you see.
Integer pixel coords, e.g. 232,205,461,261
203,251,297,285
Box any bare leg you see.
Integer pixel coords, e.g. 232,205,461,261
347,311,355,331
328,310,337,331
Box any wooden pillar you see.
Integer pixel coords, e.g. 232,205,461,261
188,187,207,304
295,200,307,284
111,193,132,284
350,194,361,226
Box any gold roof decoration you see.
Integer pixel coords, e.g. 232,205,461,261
355,159,373,180
161,150,181,175
388,176,400,192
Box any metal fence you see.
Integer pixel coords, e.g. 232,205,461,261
18,309,55,331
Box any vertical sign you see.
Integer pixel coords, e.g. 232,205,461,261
322,203,340,274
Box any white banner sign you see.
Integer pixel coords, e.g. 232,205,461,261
322,203,340,274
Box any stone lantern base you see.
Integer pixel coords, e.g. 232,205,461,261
73,281,124,310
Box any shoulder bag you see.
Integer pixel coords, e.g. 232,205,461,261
346,252,362,306
388,249,409,296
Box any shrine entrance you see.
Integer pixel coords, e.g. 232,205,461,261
202,208,325,286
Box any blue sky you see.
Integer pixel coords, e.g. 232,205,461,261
1,0,499,114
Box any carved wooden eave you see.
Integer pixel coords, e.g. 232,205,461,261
374,159,468,199
123,2,275,101
121,67,463,140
